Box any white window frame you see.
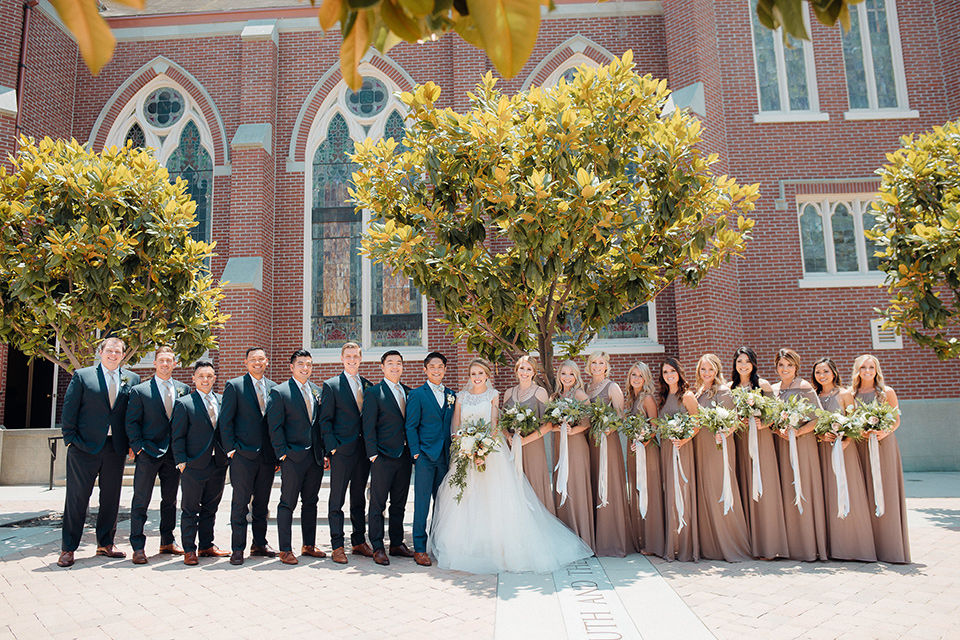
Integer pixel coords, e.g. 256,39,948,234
303,67,428,364
796,194,886,288
841,0,918,121
748,3,827,124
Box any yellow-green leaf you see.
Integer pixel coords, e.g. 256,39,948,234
50,0,116,75
340,10,374,90
466,0,542,78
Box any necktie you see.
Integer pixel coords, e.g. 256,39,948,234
164,381,174,419
396,384,406,417
303,383,313,420
354,376,363,411
206,394,218,423
108,372,118,408
256,380,266,414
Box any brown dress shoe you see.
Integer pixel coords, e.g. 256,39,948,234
183,551,199,566
96,545,126,559
57,551,74,568
373,548,390,566
278,551,299,565
230,550,244,565
389,543,415,558
158,543,185,555
413,552,432,567
250,544,278,558
198,546,230,557
132,549,148,565
352,542,374,557
330,547,348,564
301,545,327,558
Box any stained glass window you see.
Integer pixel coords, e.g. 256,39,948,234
749,1,815,114
144,88,185,127
560,68,579,84
831,203,859,272
842,0,901,110
167,121,212,245
346,77,388,117
799,204,827,273
861,209,882,271
125,123,145,149
384,111,405,142
750,7,781,112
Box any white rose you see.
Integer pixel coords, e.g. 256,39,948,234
868,416,879,425
716,407,730,419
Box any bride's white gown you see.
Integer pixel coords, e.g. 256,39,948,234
430,388,593,574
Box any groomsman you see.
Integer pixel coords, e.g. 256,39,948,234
125,346,190,564
172,361,230,565
405,352,455,567
362,351,414,566
58,336,140,568
267,349,326,565
219,347,279,565
319,342,373,564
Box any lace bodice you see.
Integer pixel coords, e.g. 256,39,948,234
458,388,497,425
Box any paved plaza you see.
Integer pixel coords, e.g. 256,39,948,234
0,473,957,639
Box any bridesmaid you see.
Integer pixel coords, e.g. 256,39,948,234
851,354,910,564
812,357,876,562
772,348,827,561
657,357,700,562
503,355,556,515
693,354,752,562
551,360,595,550
731,347,789,560
585,351,635,557
624,362,664,557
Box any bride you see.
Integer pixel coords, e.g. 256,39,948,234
430,358,593,574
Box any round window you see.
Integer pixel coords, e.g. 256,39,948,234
143,88,185,127
345,77,388,117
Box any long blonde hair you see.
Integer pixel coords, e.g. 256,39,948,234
625,362,655,409
695,353,726,398
850,354,886,396
552,360,584,399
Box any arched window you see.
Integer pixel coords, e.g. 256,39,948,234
167,121,213,245
799,203,826,273
831,203,859,272
306,71,423,355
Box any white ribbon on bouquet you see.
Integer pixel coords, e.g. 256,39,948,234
832,436,850,519
635,440,648,519
787,427,805,514
719,433,734,515
868,432,885,517
513,431,524,478
554,421,570,507
597,432,609,508
673,444,687,533
748,415,763,501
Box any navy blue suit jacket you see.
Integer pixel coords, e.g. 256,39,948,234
219,373,277,463
125,376,191,458
267,378,323,465
318,372,372,457
404,383,455,465
171,391,227,469
362,380,411,459
61,365,141,455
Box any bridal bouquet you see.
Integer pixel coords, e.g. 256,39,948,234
851,399,899,433
730,387,776,423
588,401,623,445
769,394,817,433
543,397,588,427
654,413,697,441
814,406,864,441
449,417,499,503
499,404,540,436
621,413,657,445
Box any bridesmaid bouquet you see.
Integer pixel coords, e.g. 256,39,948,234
654,413,697,441
696,405,738,449
543,397,588,427
730,387,776,423
499,404,540,436
814,406,865,441
621,413,657,445
449,417,499,503
769,394,817,433
851,400,900,433
588,402,623,445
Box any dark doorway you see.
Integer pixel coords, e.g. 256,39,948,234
4,348,54,429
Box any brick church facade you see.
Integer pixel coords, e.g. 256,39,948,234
0,0,958,468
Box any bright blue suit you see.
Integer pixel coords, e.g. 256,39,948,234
405,383,455,553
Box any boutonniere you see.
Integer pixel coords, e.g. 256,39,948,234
312,389,321,402
446,392,456,406
120,375,131,387
177,388,188,398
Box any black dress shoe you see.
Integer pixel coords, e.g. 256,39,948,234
250,544,278,558
230,550,244,565
389,543,415,558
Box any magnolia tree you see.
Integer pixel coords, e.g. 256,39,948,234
352,52,759,390
869,120,960,359
0,137,229,372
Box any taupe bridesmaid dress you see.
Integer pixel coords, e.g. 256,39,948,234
775,385,827,561
588,380,635,557
503,388,556,516
626,395,664,557
659,393,698,562
854,389,911,564
553,392,596,551
818,390,876,562
733,384,789,559
694,389,752,562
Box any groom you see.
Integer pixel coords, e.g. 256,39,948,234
405,351,455,567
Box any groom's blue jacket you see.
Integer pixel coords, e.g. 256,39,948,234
404,383,455,465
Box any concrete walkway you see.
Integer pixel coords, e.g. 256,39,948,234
0,473,956,639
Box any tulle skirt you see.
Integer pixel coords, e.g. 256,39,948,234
430,443,593,574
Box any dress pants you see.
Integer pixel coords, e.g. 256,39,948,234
229,453,276,551
328,447,371,549
129,450,180,550
62,437,126,552
412,455,446,553
367,451,412,550
179,456,227,552
277,454,323,552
